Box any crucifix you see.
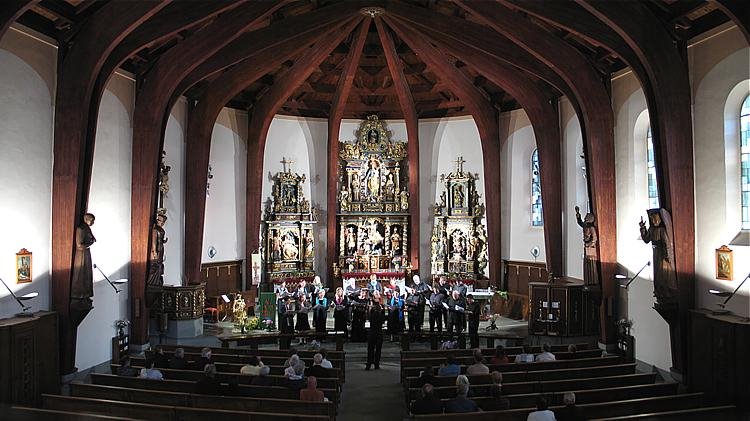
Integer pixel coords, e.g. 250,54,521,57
281,157,295,173
454,156,466,173
252,259,261,284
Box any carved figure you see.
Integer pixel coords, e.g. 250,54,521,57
147,213,168,288
339,187,350,211
351,175,361,202
385,172,396,198
71,213,96,300
400,189,409,211
639,209,679,304
304,230,315,258
282,232,299,260
271,231,282,261
365,156,381,200
575,206,600,285
345,227,357,255
453,185,465,208
367,128,379,144
390,227,402,255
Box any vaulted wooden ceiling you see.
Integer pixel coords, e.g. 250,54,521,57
18,0,733,119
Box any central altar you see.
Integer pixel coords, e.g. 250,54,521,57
336,116,411,274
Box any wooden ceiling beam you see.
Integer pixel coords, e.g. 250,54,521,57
246,17,363,261
326,18,370,284
38,0,75,24
0,0,39,41
129,1,288,345
383,15,503,286
50,0,169,376
375,16,420,268
711,0,750,43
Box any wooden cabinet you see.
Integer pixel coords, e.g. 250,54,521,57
529,278,600,337
0,311,59,405
688,309,750,408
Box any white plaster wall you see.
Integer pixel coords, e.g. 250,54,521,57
162,99,187,285
202,108,248,266
691,26,750,316
560,98,586,279
500,110,546,263
0,28,56,319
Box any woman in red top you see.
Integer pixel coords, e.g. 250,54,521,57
489,345,509,365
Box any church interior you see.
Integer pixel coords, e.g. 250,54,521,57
0,0,749,419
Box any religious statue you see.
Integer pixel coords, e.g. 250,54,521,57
384,172,396,198
390,227,402,255
351,174,361,202
300,198,311,213
345,227,357,255
364,156,381,200
440,191,446,207
453,185,465,207
367,128,379,144
271,231,282,261
639,209,679,304
400,189,409,211
71,213,96,300
575,206,600,286
339,187,350,211
304,230,315,258
367,220,384,254
282,232,299,260
451,230,466,259
147,213,168,288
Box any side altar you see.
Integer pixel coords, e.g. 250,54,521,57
335,116,411,280
263,160,317,284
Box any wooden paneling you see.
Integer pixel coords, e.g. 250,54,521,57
200,260,242,298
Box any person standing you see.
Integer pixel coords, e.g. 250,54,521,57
332,287,349,337
428,284,445,333
313,289,328,333
295,293,311,332
350,288,369,342
366,292,386,370
447,290,466,334
465,294,481,348
407,275,429,332
386,290,404,337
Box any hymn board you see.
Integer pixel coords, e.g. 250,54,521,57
336,116,411,277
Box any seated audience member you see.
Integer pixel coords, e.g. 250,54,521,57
480,384,510,411
240,355,265,376
415,366,437,388
306,353,329,378
490,371,503,385
283,348,299,367
319,348,333,369
489,345,509,365
299,376,325,402
195,364,222,395
556,392,585,421
250,365,274,386
169,348,188,370
466,349,490,375
116,357,139,377
152,346,169,369
445,382,481,413
410,383,444,415
139,358,163,380
193,347,213,371
284,355,304,380
514,345,535,363
535,343,556,362
527,396,556,421
438,355,460,376
567,344,578,353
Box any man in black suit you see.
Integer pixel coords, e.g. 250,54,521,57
465,294,482,348
366,295,386,370
169,347,188,370
306,353,330,378
480,384,510,411
194,364,222,395
410,383,444,415
446,290,466,334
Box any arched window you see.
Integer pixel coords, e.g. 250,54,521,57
531,149,543,226
741,95,750,229
646,127,660,209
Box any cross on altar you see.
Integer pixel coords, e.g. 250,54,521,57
281,157,295,173
454,156,465,173
252,260,261,282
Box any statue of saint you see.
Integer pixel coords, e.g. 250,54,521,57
339,187,350,211
390,228,401,255
400,189,409,211
453,185,465,208
271,231,282,261
575,206,600,286
364,156,381,200
282,233,299,260
351,175,361,202
367,128,379,144
384,172,396,198
147,213,168,288
304,231,315,258
345,227,357,255
639,209,679,304
71,213,96,300
368,221,384,254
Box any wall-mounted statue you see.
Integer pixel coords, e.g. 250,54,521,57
575,206,599,286
639,208,678,304
147,212,168,289
71,213,96,300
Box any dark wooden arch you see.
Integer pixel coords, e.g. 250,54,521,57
713,0,750,43
326,19,371,285
0,0,38,40
453,0,617,346
129,2,287,345
382,16,504,285
579,0,696,377
375,17,420,270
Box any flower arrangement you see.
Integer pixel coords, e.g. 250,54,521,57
494,290,509,300
262,318,275,332
114,319,130,338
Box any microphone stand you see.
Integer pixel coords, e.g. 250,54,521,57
94,264,123,293
621,261,652,289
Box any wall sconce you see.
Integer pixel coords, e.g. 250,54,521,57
709,271,749,316
0,276,38,316
617,261,651,289
94,264,128,293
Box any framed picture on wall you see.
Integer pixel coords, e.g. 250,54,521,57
16,248,32,284
716,245,733,280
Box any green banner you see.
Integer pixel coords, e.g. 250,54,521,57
258,292,277,322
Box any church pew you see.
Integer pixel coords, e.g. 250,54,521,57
219,331,347,351
9,406,143,421
406,372,657,400
90,373,339,403
130,355,342,378
410,393,707,420
112,364,340,390
146,350,344,368
590,405,739,420
401,349,603,368
42,395,329,421
157,344,344,360
70,383,336,420
400,343,591,359
401,355,622,379
410,382,680,410
404,363,636,388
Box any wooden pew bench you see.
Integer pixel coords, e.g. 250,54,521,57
42,394,330,421
91,373,340,403
158,344,344,360
70,383,336,420
400,343,591,359
9,406,142,421
401,349,603,368
590,405,739,420
131,355,343,379
146,350,344,368
219,331,347,351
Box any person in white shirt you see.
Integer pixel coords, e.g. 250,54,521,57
527,396,556,421
514,345,535,363
466,349,490,375
240,355,265,376
139,358,163,380
535,343,556,362
319,348,333,369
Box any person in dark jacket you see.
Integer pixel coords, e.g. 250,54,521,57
366,293,386,370
116,357,139,377
168,347,188,370
465,294,482,348
444,383,480,413
428,284,444,332
306,353,330,378
193,347,213,371
555,392,586,421
414,365,437,388
410,383,444,415
194,364,222,395
480,384,510,411
152,346,169,369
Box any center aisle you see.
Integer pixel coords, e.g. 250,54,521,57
337,340,409,421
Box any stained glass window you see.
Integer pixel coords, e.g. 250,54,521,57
741,95,750,229
531,149,543,226
646,127,659,209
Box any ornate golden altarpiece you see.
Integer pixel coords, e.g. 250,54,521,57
263,159,317,283
336,116,411,275
430,157,488,280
